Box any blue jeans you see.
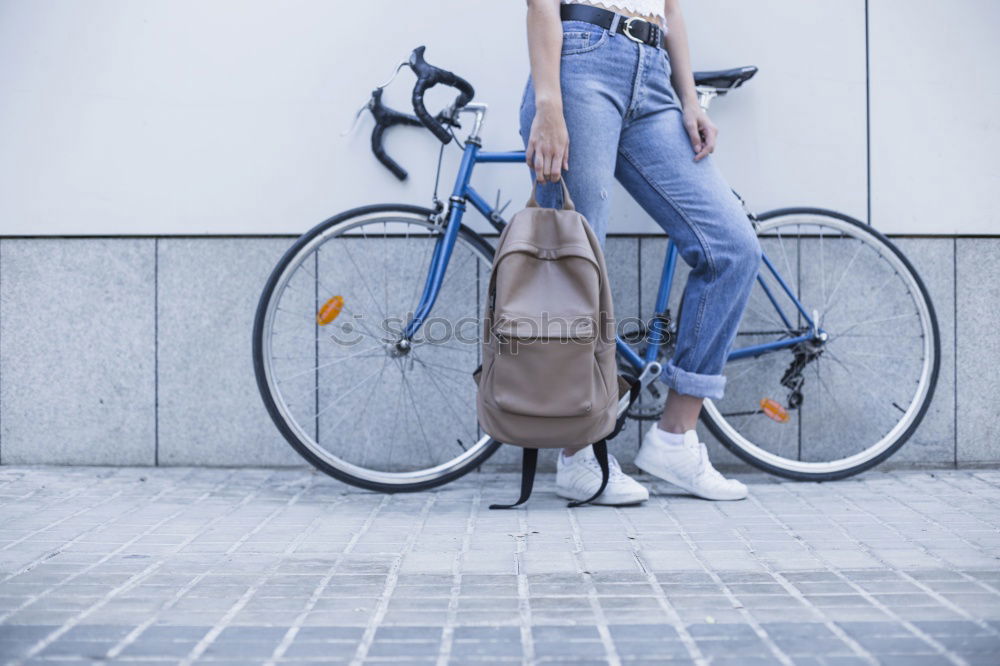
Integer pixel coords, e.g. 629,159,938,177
518,16,762,400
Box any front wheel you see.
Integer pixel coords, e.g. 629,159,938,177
252,204,500,493
702,208,940,481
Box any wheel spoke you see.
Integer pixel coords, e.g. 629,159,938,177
339,240,390,325
743,296,789,333
820,238,864,316
775,225,797,300
821,350,898,434
314,362,387,418
828,311,919,341
320,355,392,444
399,364,437,467
411,352,477,439
809,360,854,455
824,259,897,322
276,344,382,382
825,348,915,406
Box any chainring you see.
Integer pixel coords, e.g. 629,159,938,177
619,317,676,421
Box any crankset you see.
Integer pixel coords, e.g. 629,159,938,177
621,309,676,421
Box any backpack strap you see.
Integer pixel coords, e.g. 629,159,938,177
565,439,610,508
488,447,539,510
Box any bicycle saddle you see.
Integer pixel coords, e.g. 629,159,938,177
693,66,758,90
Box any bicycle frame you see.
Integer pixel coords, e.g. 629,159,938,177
403,143,823,377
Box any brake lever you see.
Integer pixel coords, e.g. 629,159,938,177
341,59,411,137
434,107,461,129
340,99,370,137
376,59,411,89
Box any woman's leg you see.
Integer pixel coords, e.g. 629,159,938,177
613,43,762,417
659,389,704,434
612,41,754,501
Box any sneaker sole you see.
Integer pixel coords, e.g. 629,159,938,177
554,487,648,506
634,449,747,501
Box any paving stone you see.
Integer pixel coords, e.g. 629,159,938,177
372,625,442,641
912,620,993,636
533,640,608,657
366,639,441,657
614,640,692,658
606,623,680,641
449,639,522,658
530,625,601,641
768,635,854,655
38,640,113,658
294,626,366,641
875,657,954,666
202,639,284,657
118,640,198,657
686,623,759,640
283,640,358,658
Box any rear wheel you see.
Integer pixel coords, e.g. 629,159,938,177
701,208,940,481
252,204,499,493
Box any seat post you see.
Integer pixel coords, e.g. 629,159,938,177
696,86,719,111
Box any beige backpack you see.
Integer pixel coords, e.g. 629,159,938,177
472,177,639,509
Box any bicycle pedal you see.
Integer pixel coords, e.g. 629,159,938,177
759,398,789,423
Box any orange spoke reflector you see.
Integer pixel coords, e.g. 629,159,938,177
760,398,789,423
317,295,344,326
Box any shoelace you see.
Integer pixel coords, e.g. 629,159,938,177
692,441,732,486
581,452,628,480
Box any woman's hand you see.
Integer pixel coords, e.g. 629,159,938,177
682,105,718,162
525,99,570,183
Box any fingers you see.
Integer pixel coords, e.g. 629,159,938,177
525,108,571,182
703,124,718,155
526,144,566,183
692,131,709,161
692,122,718,162
542,152,556,183
684,117,702,157
532,146,547,183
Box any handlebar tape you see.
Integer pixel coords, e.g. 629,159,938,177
368,88,423,180
408,46,475,144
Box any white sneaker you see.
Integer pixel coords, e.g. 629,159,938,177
556,445,649,505
635,424,748,501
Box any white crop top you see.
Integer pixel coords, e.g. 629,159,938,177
561,0,666,29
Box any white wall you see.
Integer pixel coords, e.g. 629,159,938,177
0,0,996,237
870,0,1000,235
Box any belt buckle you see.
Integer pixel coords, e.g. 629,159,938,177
622,16,646,44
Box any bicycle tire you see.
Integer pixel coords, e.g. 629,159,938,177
252,203,501,493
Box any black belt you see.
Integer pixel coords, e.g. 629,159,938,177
560,3,666,49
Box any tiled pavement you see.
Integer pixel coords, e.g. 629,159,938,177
1,467,999,665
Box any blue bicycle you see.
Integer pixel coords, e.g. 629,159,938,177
253,47,939,491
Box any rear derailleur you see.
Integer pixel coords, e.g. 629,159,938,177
776,331,826,411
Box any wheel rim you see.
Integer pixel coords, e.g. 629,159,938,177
704,212,937,476
258,211,495,486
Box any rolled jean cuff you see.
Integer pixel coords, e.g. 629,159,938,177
660,360,726,400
